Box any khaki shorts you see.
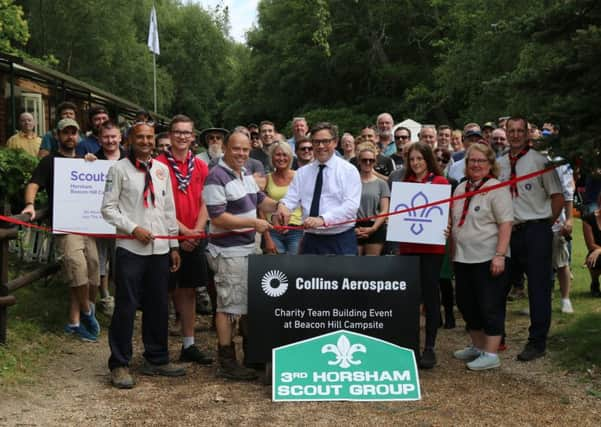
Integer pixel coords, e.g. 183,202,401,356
207,254,248,315
552,232,570,269
54,234,100,288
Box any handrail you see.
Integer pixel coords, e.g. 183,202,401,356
1,207,56,344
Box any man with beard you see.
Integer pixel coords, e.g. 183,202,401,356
22,118,100,342
377,113,395,157
76,106,109,156
197,127,228,167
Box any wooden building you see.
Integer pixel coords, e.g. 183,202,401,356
0,52,166,145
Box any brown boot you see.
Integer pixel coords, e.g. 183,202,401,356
217,345,257,381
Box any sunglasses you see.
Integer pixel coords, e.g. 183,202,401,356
299,146,313,152
437,157,449,164
360,158,375,164
395,135,410,140
132,120,155,128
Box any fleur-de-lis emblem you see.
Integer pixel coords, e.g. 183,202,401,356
396,191,444,235
321,335,367,368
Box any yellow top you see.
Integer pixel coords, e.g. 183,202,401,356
6,132,41,157
266,173,302,225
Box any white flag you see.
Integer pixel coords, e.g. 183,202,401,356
147,6,160,55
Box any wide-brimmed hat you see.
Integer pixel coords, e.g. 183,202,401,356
199,127,229,144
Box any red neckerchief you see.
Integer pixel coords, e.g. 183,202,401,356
509,148,529,197
458,175,493,227
128,151,156,208
407,172,435,183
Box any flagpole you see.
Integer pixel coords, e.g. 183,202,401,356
153,53,157,113
148,3,160,113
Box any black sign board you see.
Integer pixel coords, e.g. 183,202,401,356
247,255,420,363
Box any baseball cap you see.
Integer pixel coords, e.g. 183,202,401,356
483,122,496,130
57,118,80,131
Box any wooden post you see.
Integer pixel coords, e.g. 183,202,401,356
0,238,9,344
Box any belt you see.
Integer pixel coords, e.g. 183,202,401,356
512,218,550,231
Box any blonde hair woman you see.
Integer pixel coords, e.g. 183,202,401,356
354,142,390,256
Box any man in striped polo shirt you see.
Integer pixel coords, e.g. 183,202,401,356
203,130,279,380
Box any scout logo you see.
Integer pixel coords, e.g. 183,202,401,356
261,270,289,297
322,335,366,368
273,330,420,401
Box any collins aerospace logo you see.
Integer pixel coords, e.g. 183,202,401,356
261,270,289,297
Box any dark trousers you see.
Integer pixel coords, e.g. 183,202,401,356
301,228,358,255
510,222,553,350
418,253,444,349
455,260,509,336
108,248,170,370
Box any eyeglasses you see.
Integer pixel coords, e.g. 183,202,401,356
172,130,194,137
298,146,313,152
467,158,489,165
360,158,375,164
311,138,334,146
395,135,410,140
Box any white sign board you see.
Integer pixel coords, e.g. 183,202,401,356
53,158,116,235
386,182,451,245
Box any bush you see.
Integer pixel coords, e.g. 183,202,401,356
0,148,39,212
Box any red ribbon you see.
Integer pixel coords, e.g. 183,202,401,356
0,165,558,239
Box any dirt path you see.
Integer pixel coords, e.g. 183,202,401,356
2,309,600,426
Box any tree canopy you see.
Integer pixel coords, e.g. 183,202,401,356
9,0,601,167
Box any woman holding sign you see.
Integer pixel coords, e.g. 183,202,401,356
451,143,513,370
399,142,449,369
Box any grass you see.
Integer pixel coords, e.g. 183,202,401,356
1,220,600,391
0,267,72,387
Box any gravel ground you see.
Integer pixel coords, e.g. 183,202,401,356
2,306,600,426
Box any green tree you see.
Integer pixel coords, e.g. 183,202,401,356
0,0,29,54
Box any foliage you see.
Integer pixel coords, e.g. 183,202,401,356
0,148,38,204
17,0,237,124
0,0,29,54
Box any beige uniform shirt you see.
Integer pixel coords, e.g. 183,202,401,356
101,158,178,255
497,149,562,223
6,132,41,157
452,178,514,263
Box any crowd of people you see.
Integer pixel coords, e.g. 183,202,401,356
4,104,600,390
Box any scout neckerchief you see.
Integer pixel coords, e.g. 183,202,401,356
509,148,529,197
128,150,155,208
165,148,195,193
458,174,493,227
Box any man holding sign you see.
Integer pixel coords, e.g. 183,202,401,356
22,118,101,343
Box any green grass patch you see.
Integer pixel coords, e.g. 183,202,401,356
0,271,73,387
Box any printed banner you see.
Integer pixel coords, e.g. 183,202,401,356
387,181,451,245
273,330,421,401
52,158,115,234
247,255,420,363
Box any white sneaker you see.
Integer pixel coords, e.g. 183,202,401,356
560,299,574,314
453,346,481,361
467,353,501,371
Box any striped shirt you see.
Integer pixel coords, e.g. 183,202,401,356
203,158,265,257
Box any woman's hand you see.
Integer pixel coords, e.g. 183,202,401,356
490,255,505,276
587,248,601,269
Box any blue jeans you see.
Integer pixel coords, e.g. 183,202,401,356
269,228,303,255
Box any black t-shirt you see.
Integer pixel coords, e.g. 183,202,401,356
30,152,76,220
94,147,126,160
583,213,601,247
